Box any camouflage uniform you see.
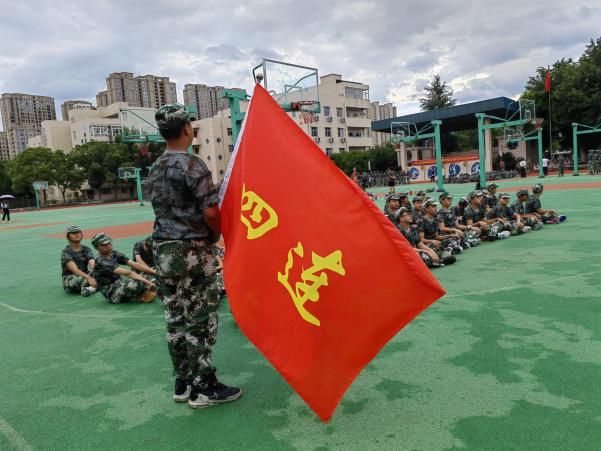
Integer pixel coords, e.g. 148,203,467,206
512,198,544,230
525,195,556,223
421,214,462,253
464,205,503,239
488,204,520,234
146,131,221,389
61,245,94,293
132,237,155,268
93,250,146,303
437,207,480,248
399,225,438,267
214,245,225,295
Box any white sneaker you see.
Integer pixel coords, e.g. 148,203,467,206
497,231,511,239
81,286,97,297
522,226,531,233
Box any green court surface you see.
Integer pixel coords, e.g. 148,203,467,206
1,175,600,450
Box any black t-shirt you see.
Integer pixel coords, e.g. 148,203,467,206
437,208,456,228
488,204,517,220
400,225,420,247
464,205,486,224
132,240,154,267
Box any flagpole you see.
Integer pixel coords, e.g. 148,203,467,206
547,66,552,157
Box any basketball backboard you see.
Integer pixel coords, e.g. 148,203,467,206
119,108,162,143
390,121,418,142
519,99,536,121
253,59,320,113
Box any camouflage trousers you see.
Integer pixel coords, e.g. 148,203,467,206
215,270,225,295
541,214,557,224
441,236,463,254
483,221,504,239
522,217,544,230
153,238,220,389
101,279,147,304
62,275,88,294
462,229,481,247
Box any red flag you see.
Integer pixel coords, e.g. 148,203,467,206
219,84,445,422
545,71,551,92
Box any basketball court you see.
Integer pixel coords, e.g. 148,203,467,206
1,174,600,450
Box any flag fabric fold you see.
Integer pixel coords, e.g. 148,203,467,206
218,84,445,422
545,71,552,92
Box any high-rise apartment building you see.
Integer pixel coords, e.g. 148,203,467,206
98,72,177,109
0,132,9,160
370,101,397,147
183,84,244,120
0,93,56,158
61,100,93,120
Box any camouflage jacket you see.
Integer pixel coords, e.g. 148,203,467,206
92,251,130,289
420,215,439,240
464,205,486,224
61,245,94,278
488,204,517,221
400,225,420,247
132,239,154,267
525,195,542,214
146,151,218,240
511,200,526,215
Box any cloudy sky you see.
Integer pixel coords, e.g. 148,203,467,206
1,0,599,129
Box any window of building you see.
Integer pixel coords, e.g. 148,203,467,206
325,148,333,156
325,127,332,137
337,128,345,137
311,127,318,137
193,129,198,138
227,128,232,136
228,145,234,152
339,148,346,153
193,145,200,155
344,87,369,100
323,106,330,116
336,107,343,117
218,155,223,160
206,138,210,144
216,138,221,143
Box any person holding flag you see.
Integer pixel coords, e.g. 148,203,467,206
146,104,241,409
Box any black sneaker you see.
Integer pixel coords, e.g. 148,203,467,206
188,382,242,409
442,255,456,265
173,378,191,403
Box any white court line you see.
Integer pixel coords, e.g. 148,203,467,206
0,302,232,319
0,418,34,451
443,269,601,299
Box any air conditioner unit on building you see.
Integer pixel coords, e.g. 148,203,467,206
340,118,345,123
328,137,334,143
314,137,320,142
327,116,333,122
314,115,320,121
340,137,346,143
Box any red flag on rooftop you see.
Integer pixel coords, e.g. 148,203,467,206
218,84,445,422
545,70,552,92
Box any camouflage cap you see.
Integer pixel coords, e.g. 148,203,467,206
532,183,544,193
65,225,81,236
396,207,412,218
412,196,424,203
438,191,452,200
385,193,400,202
416,190,426,196
91,233,112,248
458,196,468,204
155,103,190,131
423,199,438,208
398,192,408,198
516,189,529,197
499,192,511,199
487,183,499,190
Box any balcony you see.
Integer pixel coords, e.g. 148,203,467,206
345,116,370,128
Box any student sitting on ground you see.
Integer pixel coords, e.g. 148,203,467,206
464,191,510,240
512,189,543,230
383,194,401,226
487,193,531,235
132,236,155,269
397,207,445,268
91,233,157,304
525,183,567,224
61,225,97,297
420,199,462,255
437,192,480,249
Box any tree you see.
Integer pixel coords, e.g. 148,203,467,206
51,151,86,202
0,160,13,194
7,147,55,194
419,75,457,111
522,38,601,150
329,143,397,174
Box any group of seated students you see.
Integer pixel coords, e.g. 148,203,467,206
60,226,226,304
383,183,567,268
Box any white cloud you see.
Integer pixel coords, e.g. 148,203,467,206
0,0,599,130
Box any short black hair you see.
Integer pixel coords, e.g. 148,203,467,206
159,122,188,141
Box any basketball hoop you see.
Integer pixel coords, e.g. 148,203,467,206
300,111,315,124
139,143,149,156
532,118,544,131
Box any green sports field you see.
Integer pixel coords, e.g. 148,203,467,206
1,175,600,450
